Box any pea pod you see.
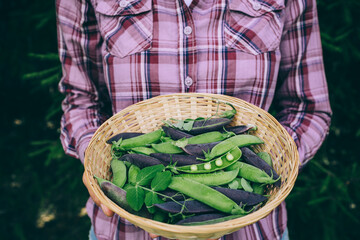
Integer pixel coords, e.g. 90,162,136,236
111,160,127,188
176,131,234,149
240,147,281,187
115,129,164,151
106,132,144,144
162,126,193,140
203,135,264,160
129,146,157,155
176,147,242,173
151,141,183,154
177,168,239,186
168,177,246,215
237,162,279,185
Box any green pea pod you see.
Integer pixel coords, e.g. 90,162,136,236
111,160,127,188
128,164,140,185
168,177,242,214
237,162,278,185
176,147,242,173
151,141,183,154
116,129,164,151
130,146,157,155
186,131,234,145
177,168,239,186
203,135,264,160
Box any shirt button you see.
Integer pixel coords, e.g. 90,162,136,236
119,0,128,8
184,26,193,35
252,1,261,11
184,76,193,87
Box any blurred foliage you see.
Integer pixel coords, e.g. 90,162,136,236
0,0,359,239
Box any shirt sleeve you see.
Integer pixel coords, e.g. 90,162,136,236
56,0,111,163
274,0,332,167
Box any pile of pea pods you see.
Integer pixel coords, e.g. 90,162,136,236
95,107,281,225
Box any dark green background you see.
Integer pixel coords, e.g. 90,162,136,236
1,0,359,239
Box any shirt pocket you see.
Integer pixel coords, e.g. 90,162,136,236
224,0,285,55
95,0,153,58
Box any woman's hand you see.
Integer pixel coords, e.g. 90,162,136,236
82,171,114,217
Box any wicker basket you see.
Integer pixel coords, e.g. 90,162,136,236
84,93,299,240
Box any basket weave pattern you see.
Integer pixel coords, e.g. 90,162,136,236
84,93,299,240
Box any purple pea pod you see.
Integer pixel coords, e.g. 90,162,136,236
162,126,193,140
222,124,257,135
106,132,144,144
182,141,221,158
100,182,151,218
158,190,187,202
213,187,267,206
240,147,281,188
188,118,233,135
154,200,216,214
175,213,228,225
119,154,163,168
150,153,203,166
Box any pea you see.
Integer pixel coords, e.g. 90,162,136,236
190,165,198,171
204,163,211,170
215,159,223,166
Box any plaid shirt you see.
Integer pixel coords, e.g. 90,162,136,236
56,0,331,239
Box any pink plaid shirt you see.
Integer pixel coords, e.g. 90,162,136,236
56,0,332,239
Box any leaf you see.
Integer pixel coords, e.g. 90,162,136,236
136,165,165,186
182,120,194,131
144,192,164,214
151,171,172,191
126,185,145,211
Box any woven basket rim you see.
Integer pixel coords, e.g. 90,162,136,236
84,93,300,239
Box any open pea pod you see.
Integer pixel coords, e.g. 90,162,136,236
175,147,242,173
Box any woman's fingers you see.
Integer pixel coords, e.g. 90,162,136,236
82,172,114,217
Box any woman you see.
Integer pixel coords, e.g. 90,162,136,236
56,0,332,239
